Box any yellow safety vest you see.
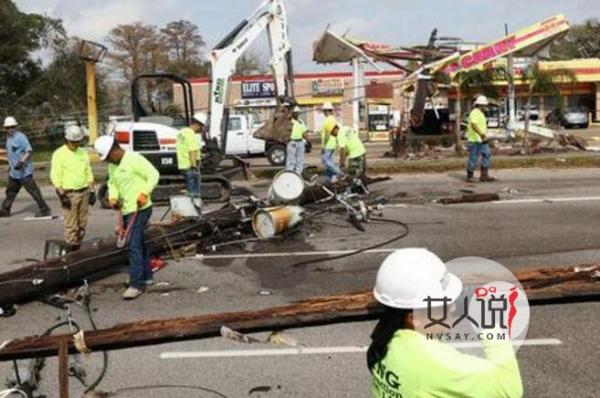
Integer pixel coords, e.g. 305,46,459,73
50,145,94,190
107,151,160,215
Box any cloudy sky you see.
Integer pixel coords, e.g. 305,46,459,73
15,0,600,73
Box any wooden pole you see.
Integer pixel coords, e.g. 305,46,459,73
85,62,98,144
58,339,69,398
0,264,597,362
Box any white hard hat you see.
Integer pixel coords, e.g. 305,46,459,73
373,248,463,309
93,135,115,161
474,95,489,106
293,106,301,113
3,116,18,128
322,102,334,111
192,112,207,126
65,125,84,141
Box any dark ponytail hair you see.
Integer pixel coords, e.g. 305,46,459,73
367,307,409,371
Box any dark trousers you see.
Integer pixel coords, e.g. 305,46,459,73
1,175,50,213
124,207,153,289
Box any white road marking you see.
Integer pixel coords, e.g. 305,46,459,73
160,338,562,359
196,248,403,260
493,196,600,205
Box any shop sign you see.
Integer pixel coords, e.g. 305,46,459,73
241,80,276,99
311,78,344,97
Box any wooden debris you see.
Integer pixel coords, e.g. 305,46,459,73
0,264,597,361
438,193,500,204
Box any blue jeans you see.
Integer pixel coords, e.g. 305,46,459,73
322,149,340,182
467,142,491,171
286,141,305,174
124,207,153,289
181,168,200,198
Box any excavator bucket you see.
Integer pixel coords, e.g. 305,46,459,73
253,98,295,144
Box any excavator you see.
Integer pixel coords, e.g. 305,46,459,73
99,0,295,206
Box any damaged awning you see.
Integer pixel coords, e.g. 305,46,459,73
433,14,570,76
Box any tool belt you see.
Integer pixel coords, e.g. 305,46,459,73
64,187,88,194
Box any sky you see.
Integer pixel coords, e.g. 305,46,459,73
15,0,600,75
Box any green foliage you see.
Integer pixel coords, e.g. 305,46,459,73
457,69,499,100
551,19,600,59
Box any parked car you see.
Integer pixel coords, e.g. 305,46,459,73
517,105,540,123
545,107,589,129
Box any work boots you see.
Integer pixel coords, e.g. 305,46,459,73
480,167,497,182
0,209,10,218
466,170,475,182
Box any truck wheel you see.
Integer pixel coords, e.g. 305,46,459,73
267,144,286,166
97,182,111,209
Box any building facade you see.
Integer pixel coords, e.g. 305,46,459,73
174,70,406,137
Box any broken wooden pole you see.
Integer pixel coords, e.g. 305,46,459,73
439,193,500,205
0,264,597,362
0,178,382,307
0,209,242,307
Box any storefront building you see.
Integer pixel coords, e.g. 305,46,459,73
448,58,600,121
177,70,406,136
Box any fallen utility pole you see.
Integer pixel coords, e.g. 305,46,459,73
0,178,386,307
0,264,597,362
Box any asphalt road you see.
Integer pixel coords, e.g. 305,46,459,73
0,168,599,397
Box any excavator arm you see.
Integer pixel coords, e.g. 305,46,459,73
208,0,293,144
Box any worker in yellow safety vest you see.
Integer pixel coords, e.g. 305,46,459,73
337,124,366,179
368,248,523,398
94,135,160,300
286,106,309,174
322,116,342,183
177,112,207,208
50,125,95,249
466,95,496,182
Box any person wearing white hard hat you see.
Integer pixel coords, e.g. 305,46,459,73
50,125,95,249
94,135,160,300
368,248,522,398
176,112,207,208
0,116,51,218
286,106,309,174
466,95,496,182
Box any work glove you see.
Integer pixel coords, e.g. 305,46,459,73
137,193,149,208
56,190,71,210
108,198,122,210
88,190,97,206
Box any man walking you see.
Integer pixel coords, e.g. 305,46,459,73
94,135,160,300
50,125,95,249
286,106,308,174
466,95,496,182
177,112,206,208
0,116,51,218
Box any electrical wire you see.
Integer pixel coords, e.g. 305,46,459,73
0,388,28,398
291,217,409,268
111,384,228,397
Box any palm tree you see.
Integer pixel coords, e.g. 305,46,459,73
520,62,576,152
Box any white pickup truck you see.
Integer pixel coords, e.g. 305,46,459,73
225,113,289,166
111,112,291,174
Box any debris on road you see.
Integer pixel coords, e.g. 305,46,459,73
0,176,387,307
437,193,500,205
